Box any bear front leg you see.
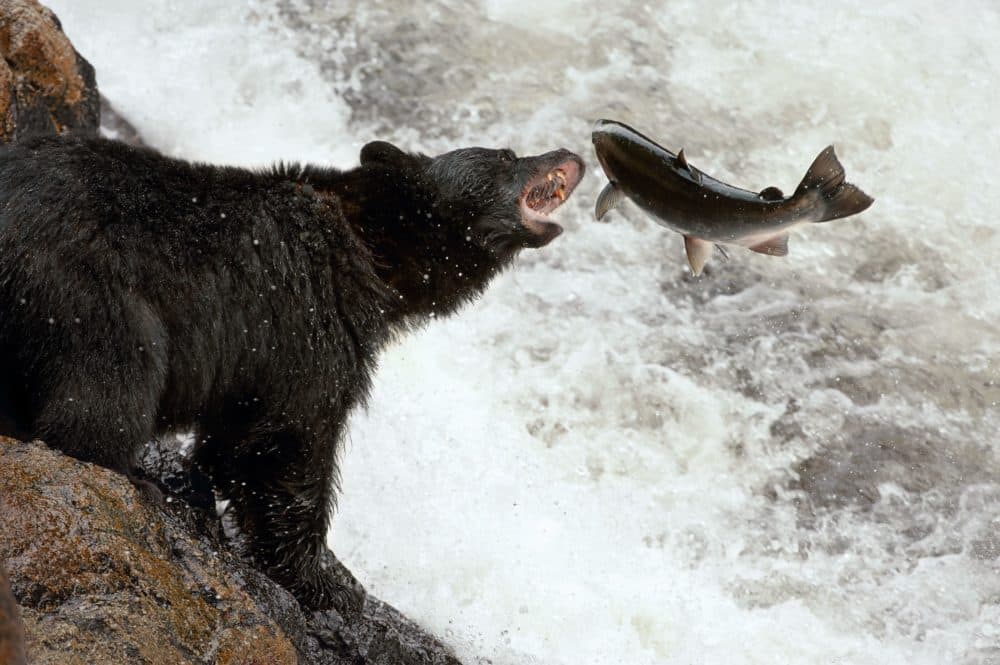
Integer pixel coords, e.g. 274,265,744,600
204,422,366,615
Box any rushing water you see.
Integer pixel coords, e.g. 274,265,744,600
49,1,1000,663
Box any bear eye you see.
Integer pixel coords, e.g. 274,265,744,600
499,149,516,162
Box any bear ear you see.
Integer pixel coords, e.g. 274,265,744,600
360,141,409,166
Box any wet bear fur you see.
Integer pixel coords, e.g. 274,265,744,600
0,134,582,612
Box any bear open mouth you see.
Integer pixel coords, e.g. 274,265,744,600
519,157,583,245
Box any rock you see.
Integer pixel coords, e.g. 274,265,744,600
0,0,145,146
0,0,100,142
100,92,145,147
0,437,464,665
0,564,26,665
0,0,144,146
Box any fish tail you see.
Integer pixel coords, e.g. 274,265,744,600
794,146,874,222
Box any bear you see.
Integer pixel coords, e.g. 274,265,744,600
0,134,584,614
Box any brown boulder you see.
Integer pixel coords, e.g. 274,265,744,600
0,0,100,142
0,563,26,665
0,437,463,664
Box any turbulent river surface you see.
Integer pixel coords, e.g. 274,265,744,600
51,1,999,663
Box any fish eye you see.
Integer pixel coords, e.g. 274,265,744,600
499,149,516,162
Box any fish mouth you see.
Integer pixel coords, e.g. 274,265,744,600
519,153,584,247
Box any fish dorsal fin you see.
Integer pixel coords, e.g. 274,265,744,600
675,149,701,183
595,181,626,221
684,236,714,275
749,234,789,256
759,186,784,201
676,149,689,170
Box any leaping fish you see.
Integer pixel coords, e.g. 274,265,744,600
591,119,874,275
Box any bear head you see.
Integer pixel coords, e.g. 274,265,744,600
347,140,584,321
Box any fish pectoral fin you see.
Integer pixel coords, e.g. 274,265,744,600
676,149,701,183
758,186,784,201
684,236,714,276
748,234,789,256
595,181,626,221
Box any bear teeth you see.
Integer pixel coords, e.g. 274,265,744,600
526,169,568,213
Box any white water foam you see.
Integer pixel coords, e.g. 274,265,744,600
49,1,1000,663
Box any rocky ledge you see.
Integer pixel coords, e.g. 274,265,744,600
0,437,463,665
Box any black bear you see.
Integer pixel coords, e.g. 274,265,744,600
0,135,583,613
